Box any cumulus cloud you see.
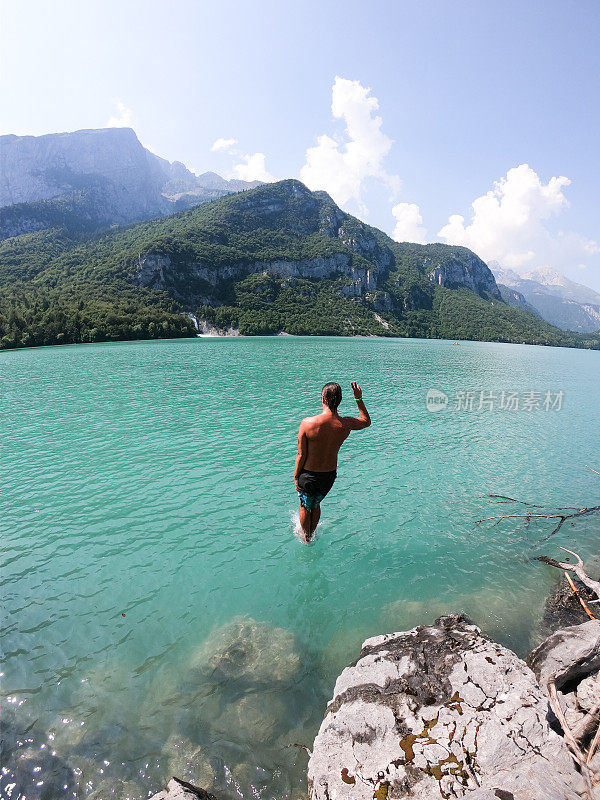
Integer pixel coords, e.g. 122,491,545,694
106,100,133,128
300,76,400,212
231,152,274,183
437,163,599,273
211,137,237,153
392,202,428,244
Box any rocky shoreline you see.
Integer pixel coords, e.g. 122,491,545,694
149,575,599,800
2,573,598,800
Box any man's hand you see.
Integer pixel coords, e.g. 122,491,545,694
295,477,301,493
344,381,371,429
351,381,362,400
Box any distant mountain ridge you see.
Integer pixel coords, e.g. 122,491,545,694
0,127,261,233
493,265,600,332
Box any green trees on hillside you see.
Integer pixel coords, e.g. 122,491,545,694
1,179,598,351
0,286,195,349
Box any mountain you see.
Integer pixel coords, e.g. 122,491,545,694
521,266,600,305
1,178,599,350
493,266,600,332
0,128,260,235
496,284,542,318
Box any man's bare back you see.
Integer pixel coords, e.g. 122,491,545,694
294,381,371,542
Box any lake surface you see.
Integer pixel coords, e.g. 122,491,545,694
2,336,599,800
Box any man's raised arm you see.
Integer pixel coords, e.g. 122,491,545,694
344,381,371,430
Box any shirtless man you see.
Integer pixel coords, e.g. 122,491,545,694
294,381,371,542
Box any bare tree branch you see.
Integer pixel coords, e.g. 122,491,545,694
537,548,600,601
536,547,600,795
478,465,600,541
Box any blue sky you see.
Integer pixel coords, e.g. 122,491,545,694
1,0,599,288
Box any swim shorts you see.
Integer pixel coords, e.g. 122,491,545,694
297,469,337,511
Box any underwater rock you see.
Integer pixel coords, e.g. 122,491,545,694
0,715,80,800
86,777,146,800
308,614,583,800
163,735,217,790
190,616,301,687
149,776,218,800
213,692,288,743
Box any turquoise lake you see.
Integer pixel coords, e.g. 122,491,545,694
2,336,599,800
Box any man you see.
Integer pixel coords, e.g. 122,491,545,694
294,381,371,542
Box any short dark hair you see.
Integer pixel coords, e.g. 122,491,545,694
322,382,342,411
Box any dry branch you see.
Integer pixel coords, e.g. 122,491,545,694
537,548,600,601
537,547,600,797
477,466,600,541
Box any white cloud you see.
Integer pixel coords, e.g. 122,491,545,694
106,100,133,128
300,76,399,212
230,152,274,183
211,137,237,153
437,163,599,274
391,202,428,244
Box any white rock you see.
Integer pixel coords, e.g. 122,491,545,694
308,615,583,800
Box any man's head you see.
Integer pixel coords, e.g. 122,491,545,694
322,382,342,411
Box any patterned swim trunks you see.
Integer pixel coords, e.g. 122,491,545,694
297,469,337,511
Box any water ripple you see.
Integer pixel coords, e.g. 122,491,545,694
1,337,599,799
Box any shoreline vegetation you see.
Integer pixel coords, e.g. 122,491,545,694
3,328,600,354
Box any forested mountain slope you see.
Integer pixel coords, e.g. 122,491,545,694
1,179,598,349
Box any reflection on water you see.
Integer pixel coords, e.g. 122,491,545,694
2,336,599,798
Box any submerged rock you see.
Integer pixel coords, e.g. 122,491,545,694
190,616,301,687
163,735,217,791
149,777,218,800
213,692,288,743
381,587,544,657
308,614,583,800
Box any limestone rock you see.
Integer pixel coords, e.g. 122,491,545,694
0,128,260,230
132,251,378,307
308,614,582,800
526,620,600,689
576,671,600,712
429,253,501,300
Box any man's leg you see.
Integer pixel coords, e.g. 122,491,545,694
310,503,321,535
299,503,312,541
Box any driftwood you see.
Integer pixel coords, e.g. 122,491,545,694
536,547,600,797
475,464,600,541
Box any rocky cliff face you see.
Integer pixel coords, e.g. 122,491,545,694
0,128,168,220
428,253,501,300
497,284,541,317
308,615,585,800
132,250,378,307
